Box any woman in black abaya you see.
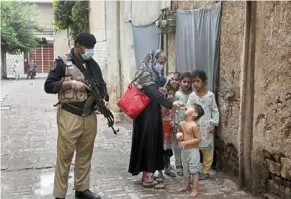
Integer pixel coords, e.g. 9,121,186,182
128,49,180,188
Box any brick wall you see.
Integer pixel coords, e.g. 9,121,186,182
263,150,291,198
167,1,291,197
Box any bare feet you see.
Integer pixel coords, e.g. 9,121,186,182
177,186,191,192
190,191,199,198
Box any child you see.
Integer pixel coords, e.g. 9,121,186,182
13,60,21,80
187,70,219,180
160,87,176,178
168,72,180,91
176,103,204,198
173,72,192,176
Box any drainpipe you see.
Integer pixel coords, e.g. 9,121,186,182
116,0,122,98
238,1,256,190
41,46,44,73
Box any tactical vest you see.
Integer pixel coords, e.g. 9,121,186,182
57,56,88,104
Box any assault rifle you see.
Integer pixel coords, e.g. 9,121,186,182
70,54,119,135
83,79,119,135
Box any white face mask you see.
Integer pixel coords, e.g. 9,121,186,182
155,63,164,72
81,49,94,60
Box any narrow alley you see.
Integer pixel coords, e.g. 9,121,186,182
0,78,260,199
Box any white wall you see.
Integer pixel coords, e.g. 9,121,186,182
89,0,108,81
35,3,53,31
88,0,171,108
53,30,71,58
6,54,24,78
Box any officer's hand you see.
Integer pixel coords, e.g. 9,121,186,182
72,80,89,92
104,100,109,108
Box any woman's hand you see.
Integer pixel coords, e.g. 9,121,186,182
159,87,167,94
166,73,175,80
173,100,185,107
172,101,183,111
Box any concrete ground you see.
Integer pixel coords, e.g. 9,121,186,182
1,78,261,199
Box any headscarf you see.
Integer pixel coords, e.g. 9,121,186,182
133,49,167,89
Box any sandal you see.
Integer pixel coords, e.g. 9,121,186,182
154,183,166,189
165,167,177,178
154,171,164,183
154,176,164,183
199,172,210,180
176,166,183,176
141,181,157,188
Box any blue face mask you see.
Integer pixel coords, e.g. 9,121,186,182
81,48,94,60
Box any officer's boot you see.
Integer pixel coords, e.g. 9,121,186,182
75,189,101,199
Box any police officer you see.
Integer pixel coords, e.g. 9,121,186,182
45,32,108,199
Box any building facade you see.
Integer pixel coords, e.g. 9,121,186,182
6,0,70,78
89,1,291,198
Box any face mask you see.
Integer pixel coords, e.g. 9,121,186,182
155,63,164,72
81,48,94,60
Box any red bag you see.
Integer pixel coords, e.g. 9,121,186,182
117,83,150,119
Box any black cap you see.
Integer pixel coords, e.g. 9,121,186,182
75,32,96,48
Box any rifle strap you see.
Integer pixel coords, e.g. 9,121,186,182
68,50,94,82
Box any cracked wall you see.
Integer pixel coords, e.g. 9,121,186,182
217,1,245,175
252,1,291,197
167,1,291,196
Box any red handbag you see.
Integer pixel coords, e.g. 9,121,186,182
117,83,150,119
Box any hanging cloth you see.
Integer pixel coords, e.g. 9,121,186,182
132,24,161,68
175,2,221,92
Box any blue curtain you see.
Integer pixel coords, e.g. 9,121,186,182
176,2,221,92
132,24,160,68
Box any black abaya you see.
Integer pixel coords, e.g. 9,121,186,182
128,84,173,175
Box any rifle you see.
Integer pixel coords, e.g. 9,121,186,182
69,54,119,135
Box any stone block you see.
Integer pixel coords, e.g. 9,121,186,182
269,180,274,193
283,180,291,187
269,172,275,180
279,185,285,198
280,158,291,180
287,170,291,181
263,149,273,160
274,176,283,185
275,163,282,176
281,157,286,164
272,154,281,163
269,160,276,174
274,183,280,195
262,193,282,199
285,187,291,199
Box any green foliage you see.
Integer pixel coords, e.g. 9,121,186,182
53,0,75,31
1,1,42,54
53,0,89,40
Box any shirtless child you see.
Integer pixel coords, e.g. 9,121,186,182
176,103,204,198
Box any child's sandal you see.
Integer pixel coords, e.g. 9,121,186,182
154,183,166,189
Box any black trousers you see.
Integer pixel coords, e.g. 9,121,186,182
163,149,173,169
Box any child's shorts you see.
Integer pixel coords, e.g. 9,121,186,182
181,148,202,177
